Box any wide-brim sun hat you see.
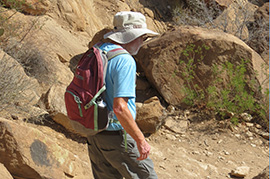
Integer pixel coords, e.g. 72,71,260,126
103,11,159,44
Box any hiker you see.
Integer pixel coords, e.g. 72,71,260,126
87,11,159,178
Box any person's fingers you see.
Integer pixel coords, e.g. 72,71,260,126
137,153,149,160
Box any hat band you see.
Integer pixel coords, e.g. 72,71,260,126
114,24,147,31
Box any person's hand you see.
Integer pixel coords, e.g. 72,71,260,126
136,139,151,160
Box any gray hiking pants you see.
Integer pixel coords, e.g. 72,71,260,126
87,131,158,179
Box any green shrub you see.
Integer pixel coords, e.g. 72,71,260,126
179,44,268,126
179,43,209,106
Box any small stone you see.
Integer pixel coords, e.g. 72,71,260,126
240,113,253,122
255,124,262,129
259,131,269,140
246,122,254,127
218,156,225,160
254,139,263,145
246,131,253,137
230,166,250,177
204,151,213,157
165,134,176,140
192,151,200,155
204,139,209,146
167,105,175,113
217,139,223,144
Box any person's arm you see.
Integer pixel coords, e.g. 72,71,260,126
113,97,150,160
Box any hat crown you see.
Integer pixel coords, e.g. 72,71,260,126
103,11,159,44
113,11,147,30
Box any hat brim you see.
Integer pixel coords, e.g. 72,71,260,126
103,28,159,44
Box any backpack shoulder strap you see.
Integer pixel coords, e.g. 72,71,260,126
102,47,129,85
93,44,130,86
106,48,129,60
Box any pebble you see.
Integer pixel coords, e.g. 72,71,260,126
218,156,225,160
192,151,200,155
204,151,213,157
246,122,253,127
255,124,262,129
246,131,253,137
240,113,253,122
230,166,250,177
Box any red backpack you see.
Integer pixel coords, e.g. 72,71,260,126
64,43,128,136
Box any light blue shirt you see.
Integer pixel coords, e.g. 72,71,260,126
99,43,136,131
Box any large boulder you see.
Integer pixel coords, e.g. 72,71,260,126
45,0,167,38
136,26,268,106
0,117,92,179
136,96,166,134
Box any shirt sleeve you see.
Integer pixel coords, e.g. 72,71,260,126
112,55,136,98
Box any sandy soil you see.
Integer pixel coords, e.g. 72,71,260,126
148,119,269,179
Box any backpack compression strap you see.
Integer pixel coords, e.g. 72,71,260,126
84,85,106,131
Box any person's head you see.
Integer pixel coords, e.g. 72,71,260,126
104,11,159,55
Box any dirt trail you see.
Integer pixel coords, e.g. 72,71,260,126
148,119,269,179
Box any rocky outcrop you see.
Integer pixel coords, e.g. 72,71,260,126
0,0,269,178
136,26,268,106
136,96,166,134
44,0,167,39
212,1,258,40
0,117,91,179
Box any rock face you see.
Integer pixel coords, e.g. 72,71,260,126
0,117,92,179
136,97,166,134
0,0,269,178
212,1,258,40
136,26,268,106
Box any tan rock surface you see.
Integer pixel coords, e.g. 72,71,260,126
136,26,268,105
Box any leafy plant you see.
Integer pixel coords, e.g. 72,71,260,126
179,44,268,126
179,43,209,106
207,59,268,125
